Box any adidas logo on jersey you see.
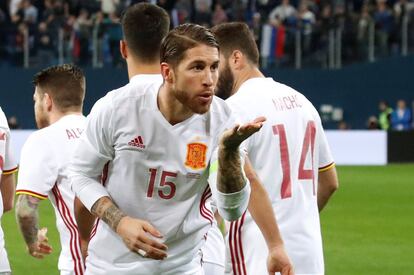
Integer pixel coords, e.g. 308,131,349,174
128,135,146,149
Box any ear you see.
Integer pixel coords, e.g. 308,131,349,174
43,93,53,112
160,62,174,83
230,50,245,70
120,40,127,59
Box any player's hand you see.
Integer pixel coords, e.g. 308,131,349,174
267,245,294,275
220,117,266,149
116,216,168,260
28,227,53,259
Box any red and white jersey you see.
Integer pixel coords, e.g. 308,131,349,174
16,114,86,275
70,75,240,274
226,78,334,275
0,107,18,272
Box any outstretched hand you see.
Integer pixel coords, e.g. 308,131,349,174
220,116,266,149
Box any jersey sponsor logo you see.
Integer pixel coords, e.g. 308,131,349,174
185,142,207,170
128,135,146,149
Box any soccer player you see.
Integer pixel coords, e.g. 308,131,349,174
69,22,265,274
212,22,339,275
0,107,18,275
15,64,86,275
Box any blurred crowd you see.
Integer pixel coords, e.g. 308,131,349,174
0,0,414,68
366,99,413,131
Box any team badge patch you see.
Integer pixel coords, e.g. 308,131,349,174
185,143,207,169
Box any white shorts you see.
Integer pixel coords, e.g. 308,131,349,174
225,215,268,275
0,246,10,273
201,223,225,269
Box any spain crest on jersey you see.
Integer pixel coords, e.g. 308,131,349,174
185,142,207,170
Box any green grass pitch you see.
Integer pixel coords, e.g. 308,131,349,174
2,164,414,274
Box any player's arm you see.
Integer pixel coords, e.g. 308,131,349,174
245,158,294,275
15,194,52,258
1,171,16,212
88,196,168,259
215,116,265,221
1,125,18,212
74,197,96,260
317,164,338,212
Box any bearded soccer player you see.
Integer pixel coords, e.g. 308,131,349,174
0,107,18,275
15,64,86,275
212,22,339,275
69,22,265,274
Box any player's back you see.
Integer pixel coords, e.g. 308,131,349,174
16,114,86,273
226,77,333,274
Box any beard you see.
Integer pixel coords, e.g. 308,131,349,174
173,87,212,115
35,107,49,129
215,63,234,100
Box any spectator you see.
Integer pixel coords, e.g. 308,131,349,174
338,120,350,130
36,21,55,66
367,115,380,129
378,100,393,130
7,115,21,129
268,0,297,25
193,0,212,26
212,3,228,26
391,99,412,130
298,0,316,54
374,0,394,57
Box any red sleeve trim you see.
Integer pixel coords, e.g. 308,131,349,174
16,189,48,200
319,162,335,172
2,166,18,175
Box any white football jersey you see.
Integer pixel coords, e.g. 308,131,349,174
225,78,334,275
70,75,240,274
0,107,18,272
16,114,86,275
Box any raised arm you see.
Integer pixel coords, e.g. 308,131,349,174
213,116,266,221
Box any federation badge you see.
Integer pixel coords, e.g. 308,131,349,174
185,142,207,170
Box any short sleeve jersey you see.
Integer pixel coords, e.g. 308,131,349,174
0,107,18,273
70,75,237,274
16,114,86,274
226,78,334,274
0,107,18,215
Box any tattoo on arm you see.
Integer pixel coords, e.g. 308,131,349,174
218,147,246,193
15,195,40,246
91,197,126,232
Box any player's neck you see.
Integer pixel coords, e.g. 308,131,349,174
127,60,161,79
232,67,264,96
157,85,193,125
48,110,82,125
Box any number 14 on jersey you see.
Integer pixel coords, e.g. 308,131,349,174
273,121,316,199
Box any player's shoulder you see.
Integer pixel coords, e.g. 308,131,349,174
91,74,163,113
23,127,51,151
111,74,163,105
0,107,8,130
210,95,233,119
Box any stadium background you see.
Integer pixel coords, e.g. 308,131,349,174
1,0,414,274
